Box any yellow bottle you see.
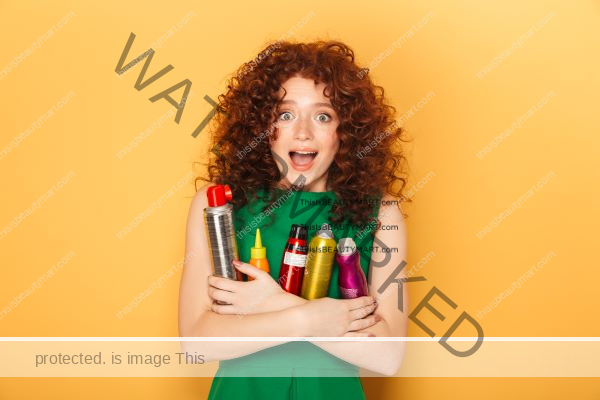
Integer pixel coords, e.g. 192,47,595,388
248,228,269,280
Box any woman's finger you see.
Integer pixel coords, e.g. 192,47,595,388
207,286,235,304
348,314,380,332
210,302,237,315
349,302,377,320
345,296,376,311
233,260,267,280
208,275,243,292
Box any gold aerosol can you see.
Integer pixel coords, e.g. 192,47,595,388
301,224,337,300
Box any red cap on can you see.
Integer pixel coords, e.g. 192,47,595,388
207,185,233,207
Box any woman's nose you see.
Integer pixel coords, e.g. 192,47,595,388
293,116,314,141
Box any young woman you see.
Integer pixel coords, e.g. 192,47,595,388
179,40,409,399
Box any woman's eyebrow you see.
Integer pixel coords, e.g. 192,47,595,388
280,99,335,109
313,102,335,110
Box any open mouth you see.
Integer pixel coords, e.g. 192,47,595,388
289,150,318,170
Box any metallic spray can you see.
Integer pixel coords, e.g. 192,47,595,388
278,224,308,296
301,224,337,300
203,185,242,283
335,237,368,299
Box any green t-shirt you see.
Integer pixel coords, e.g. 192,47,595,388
208,188,380,400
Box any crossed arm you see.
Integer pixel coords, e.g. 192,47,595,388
178,186,408,376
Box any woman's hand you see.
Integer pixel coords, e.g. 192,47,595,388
208,261,379,337
208,260,306,316
297,296,380,337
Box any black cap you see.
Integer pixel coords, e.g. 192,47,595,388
288,224,308,240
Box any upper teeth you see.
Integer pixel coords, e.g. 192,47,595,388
295,151,316,155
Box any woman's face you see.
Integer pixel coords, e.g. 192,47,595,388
270,76,340,192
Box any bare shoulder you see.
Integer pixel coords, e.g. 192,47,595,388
190,183,211,213
191,183,210,209
376,193,406,232
186,184,211,231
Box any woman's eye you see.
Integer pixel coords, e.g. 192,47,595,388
278,111,294,121
316,113,331,122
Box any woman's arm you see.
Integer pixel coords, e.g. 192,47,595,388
178,185,378,361
178,185,302,361
309,196,409,376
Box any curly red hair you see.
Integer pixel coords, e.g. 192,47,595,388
198,40,409,226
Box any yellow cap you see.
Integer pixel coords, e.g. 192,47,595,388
251,228,267,259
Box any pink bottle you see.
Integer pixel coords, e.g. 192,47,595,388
335,238,368,299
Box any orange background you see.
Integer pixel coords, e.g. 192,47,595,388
0,0,598,398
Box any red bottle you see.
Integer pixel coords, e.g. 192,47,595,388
278,224,308,295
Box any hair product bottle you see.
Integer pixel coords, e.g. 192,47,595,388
335,237,368,299
278,224,308,295
203,185,242,283
248,228,269,281
301,224,337,300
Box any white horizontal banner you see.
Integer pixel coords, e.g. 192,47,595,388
0,338,598,377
